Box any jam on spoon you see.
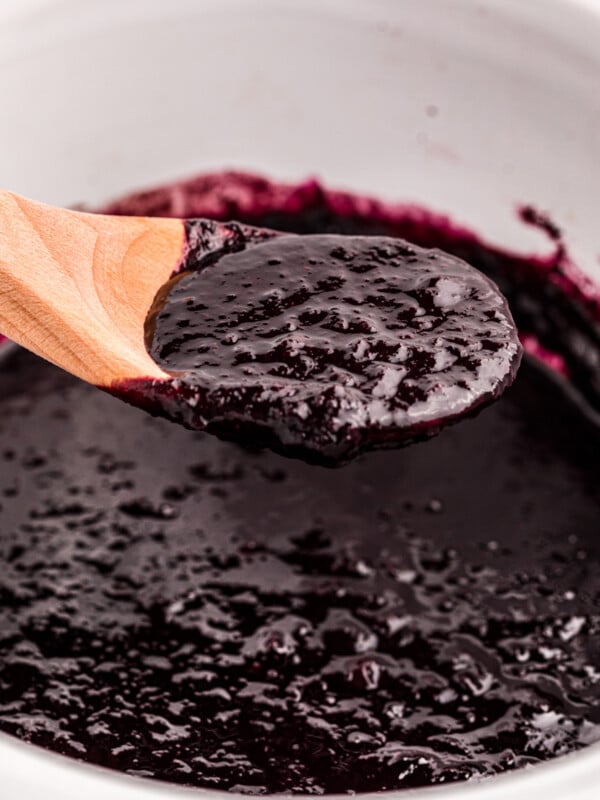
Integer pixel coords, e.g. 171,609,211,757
0,190,521,465
143,228,522,464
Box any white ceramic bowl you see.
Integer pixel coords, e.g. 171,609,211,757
1,0,600,798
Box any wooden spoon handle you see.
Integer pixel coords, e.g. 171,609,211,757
0,190,185,386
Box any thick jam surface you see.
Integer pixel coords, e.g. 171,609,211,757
0,172,599,794
147,232,521,464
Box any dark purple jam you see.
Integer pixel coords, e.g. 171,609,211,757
144,231,521,464
0,171,599,795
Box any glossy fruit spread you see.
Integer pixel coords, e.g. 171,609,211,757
0,171,599,795
143,229,521,464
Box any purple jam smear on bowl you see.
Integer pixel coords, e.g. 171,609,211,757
0,171,598,795
140,230,521,465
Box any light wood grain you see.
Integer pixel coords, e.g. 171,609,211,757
0,190,185,386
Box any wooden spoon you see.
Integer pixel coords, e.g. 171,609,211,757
0,188,522,465
0,188,269,387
